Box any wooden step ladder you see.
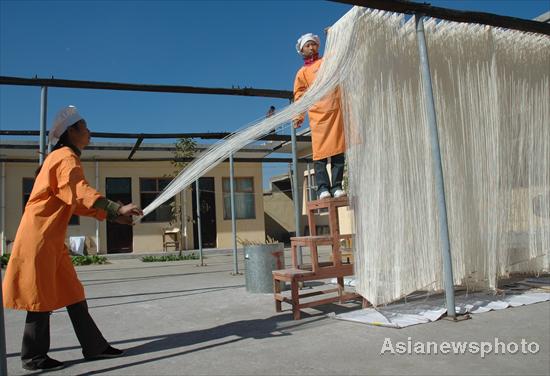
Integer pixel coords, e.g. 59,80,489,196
272,196,361,319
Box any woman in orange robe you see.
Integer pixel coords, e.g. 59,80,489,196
2,105,142,371
293,33,346,200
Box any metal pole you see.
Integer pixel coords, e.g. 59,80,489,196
0,164,6,376
185,189,189,251
195,179,204,266
415,14,456,318
290,126,303,265
230,153,239,274
0,162,5,256
95,160,100,253
0,276,6,376
181,190,187,250
39,86,48,165
0,75,295,99
306,162,314,202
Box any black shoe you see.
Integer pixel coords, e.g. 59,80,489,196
22,356,65,371
85,345,125,360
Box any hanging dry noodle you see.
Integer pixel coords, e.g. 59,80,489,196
342,10,549,305
142,6,550,306
140,6,366,219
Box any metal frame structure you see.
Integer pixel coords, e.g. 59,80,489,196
1,2,547,371
331,0,550,35
0,76,294,98
415,13,455,318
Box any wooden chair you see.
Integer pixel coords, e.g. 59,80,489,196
162,228,180,252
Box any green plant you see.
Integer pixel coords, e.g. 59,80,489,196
141,253,199,262
71,255,108,266
1,253,107,268
237,236,279,246
165,137,197,256
171,138,197,173
1,253,11,269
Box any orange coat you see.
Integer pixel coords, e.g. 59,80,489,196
2,147,107,312
294,58,346,160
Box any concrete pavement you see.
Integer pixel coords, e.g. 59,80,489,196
2,253,549,375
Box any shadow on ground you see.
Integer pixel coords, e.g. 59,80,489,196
18,300,362,376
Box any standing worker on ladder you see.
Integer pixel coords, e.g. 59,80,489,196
293,32,346,200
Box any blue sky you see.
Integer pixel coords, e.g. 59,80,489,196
1,0,548,187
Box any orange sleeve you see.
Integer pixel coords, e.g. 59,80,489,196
293,69,307,124
55,158,103,210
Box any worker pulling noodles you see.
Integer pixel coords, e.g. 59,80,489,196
2,106,143,371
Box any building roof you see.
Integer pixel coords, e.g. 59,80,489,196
0,140,274,160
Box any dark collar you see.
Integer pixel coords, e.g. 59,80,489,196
66,144,82,157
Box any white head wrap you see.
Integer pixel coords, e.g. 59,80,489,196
49,105,83,144
296,33,320,55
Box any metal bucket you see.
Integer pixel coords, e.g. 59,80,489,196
244,243,285,293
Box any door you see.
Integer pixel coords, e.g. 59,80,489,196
106,177,133,253
192,177,217,248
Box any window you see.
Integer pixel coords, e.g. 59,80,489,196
22,178,34,209
222,177,255,220
140,178,174,222
22,178,79,225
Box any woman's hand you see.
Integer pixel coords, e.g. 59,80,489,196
118,203,143,217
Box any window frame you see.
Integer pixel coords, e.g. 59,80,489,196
22,177,34,211
139,177,174,223
222,176,256,220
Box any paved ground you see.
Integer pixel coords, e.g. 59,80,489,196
2,251,549,376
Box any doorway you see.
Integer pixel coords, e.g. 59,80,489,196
106,177,133,253
192,177,217,248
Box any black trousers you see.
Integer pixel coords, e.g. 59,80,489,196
21,300,108,362
314,153,346,196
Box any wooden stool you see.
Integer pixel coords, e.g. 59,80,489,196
273,267,359,320
273,196,361,320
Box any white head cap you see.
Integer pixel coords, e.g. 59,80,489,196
49,105,83,144
296,33,320,55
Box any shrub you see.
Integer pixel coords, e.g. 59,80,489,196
141,253,199,262
2,253,107,267
1,253,10,268
71,255,108,266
